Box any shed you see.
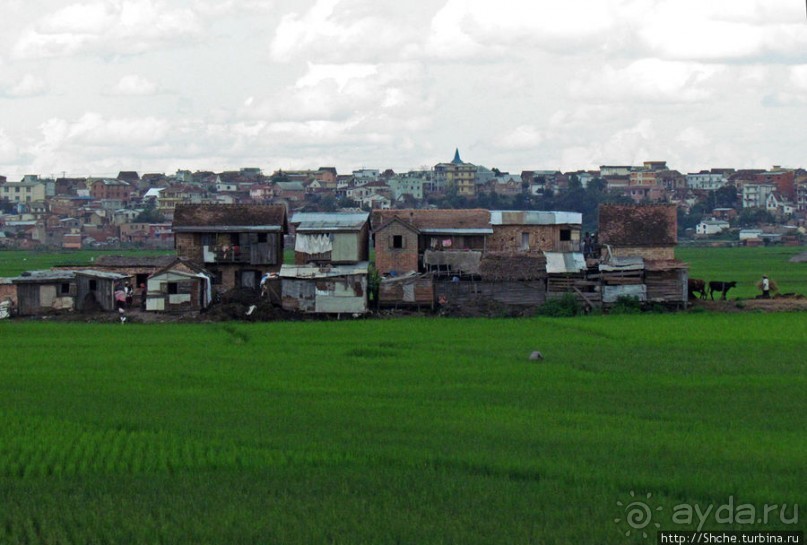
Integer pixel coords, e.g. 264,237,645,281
75,270,130,311
378,272,434,309
599,256,646,304
280,262,369,314
544,252,599,307
11,269,127,315
146,260,213,312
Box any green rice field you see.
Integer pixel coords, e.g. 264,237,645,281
0,315,804,544
0,249,174,277
676,245,807,298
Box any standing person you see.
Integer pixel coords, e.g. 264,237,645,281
139,283,147,310
114,284,126,311
761,275,770,298
124,282,133,308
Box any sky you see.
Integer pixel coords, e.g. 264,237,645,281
0,0,806,179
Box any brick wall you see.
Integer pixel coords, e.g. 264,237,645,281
610,246,675,261
374,222,419,274
175,233,203,261
488,225,579,254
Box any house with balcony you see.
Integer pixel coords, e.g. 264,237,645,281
173,204,287,291
371,209,492,276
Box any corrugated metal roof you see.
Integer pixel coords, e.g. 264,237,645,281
279,262,369,279
12,270,76,283
544,252,586,274
292,212,368,231
419,228,493,235
74,270,130,280
599,256,644,272
490,210,582,225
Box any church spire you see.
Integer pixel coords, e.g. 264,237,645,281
451,148,463,164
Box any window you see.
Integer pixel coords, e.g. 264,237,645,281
559,229,571,241
89,280,97,291
392,235,403,249
521,232,530,251
167,282,178,294
257,233,268,243
60,283,71,294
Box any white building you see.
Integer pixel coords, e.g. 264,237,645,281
686,172,728,191
695,219,730,236
742,182,776,209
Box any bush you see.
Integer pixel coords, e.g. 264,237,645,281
538,293,580,317
609,296,643,315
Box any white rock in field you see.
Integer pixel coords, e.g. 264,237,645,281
529,351,543,361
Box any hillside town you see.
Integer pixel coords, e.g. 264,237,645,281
1,150,806,251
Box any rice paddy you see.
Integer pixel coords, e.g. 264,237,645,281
0,314,804,544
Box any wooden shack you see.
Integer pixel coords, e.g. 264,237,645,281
645,260,688,306
599,256,646,304
378,272,434,309
434,254,547,310
146,260,213,312
280,262,369,314
12,269,127,315
544,252,600,308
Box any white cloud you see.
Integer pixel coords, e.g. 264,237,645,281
6,74,49,97
0,129,18,163
676,127,711,148
296,62,378,92
113,74,158,96
13,0,203,59
493,125,544,150
571,59,723,103
636,0,807,61
790,65,807,90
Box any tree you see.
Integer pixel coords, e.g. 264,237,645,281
714,185,738,209
134,200,165,223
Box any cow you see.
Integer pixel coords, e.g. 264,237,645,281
688,278,707,300
709,281,737,300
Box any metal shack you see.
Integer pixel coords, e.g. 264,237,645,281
280,262,369,314
12,269,127,315
146,260,213,312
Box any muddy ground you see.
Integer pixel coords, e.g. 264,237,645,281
9,290,807,324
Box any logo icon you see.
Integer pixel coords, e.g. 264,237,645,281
615,491,663,539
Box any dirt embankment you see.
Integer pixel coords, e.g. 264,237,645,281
691,293,807,313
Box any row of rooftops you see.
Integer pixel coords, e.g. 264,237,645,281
170,203,678,247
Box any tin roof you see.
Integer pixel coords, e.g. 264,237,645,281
544,252,587,274
490,210,582,226
291,212,369,232
279,262,370,279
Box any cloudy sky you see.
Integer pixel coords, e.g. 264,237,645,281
1,0,806,179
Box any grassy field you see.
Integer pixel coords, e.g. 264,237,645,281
0,249,174,277
676,245,807,298
0,315,804,544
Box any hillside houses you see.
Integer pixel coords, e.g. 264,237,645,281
1,156,806,255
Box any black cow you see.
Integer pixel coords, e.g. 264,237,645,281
688,278,707,300
709,281,737,300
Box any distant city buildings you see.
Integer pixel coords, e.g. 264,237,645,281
1,152,805,250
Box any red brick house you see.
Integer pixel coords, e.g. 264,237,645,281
371,209,491,275
173,204,287,291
